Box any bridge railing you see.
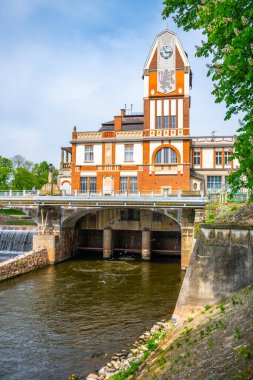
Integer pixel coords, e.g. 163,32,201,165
0,190,37,197
0,189,206,199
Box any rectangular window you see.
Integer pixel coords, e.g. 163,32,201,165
207,176,222,190
170,115,176,129
120,177,128,193
224,151,231,166
89,177,97,193
84,145,94,162
156,116,162,129
215,151,222,166
194,151,200,165
80,177,88,193
124,145,134,161
129,177,137,193
164,116,169,129
120,209,140,221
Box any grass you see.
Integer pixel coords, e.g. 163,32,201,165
0,209,25,215
109,331,167,380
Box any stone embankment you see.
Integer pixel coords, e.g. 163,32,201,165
86,320,170,380
0,249,49,281
86,285,253,380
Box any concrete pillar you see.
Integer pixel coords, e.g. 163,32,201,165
181,208,195,270
142,229,151,261
33,234,60,264
103,228,112,259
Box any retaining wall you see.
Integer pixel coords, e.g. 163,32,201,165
0,249,49,282
173,224,253,320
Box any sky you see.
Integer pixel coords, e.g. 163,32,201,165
0,0,239,166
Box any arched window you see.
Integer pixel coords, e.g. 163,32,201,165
155,148,177,164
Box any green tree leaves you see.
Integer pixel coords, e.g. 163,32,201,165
0,156,12,190
0,155,58,190
162,0,253,197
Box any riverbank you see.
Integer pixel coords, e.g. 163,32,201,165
0,249,49,281
88,284,253,379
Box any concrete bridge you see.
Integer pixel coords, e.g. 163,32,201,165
0,191,207,269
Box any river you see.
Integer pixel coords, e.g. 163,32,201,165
0,256,182,379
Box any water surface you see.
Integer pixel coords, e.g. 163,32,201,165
0,257,182,379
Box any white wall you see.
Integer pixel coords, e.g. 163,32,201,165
202,148,213,168
115,143,143,165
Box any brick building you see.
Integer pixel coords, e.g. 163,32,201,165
59,29,237,195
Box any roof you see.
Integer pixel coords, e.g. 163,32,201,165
99,114,144,132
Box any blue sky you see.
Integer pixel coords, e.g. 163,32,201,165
0,0,238,166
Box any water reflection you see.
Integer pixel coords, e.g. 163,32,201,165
0,257,182,379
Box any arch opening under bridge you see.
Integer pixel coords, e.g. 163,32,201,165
63,207,181,261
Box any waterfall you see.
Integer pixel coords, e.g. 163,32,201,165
0,230,37,261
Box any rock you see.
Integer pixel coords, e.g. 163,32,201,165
111,360,119,370
87,374,100,380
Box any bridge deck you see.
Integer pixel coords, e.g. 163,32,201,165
0,194,207,208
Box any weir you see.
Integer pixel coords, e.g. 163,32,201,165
0,230,37,261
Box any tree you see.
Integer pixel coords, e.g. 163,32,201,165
162,0,253,198
32,161,59,189
11,167,36,190
0,156,12,190
11,154,33,171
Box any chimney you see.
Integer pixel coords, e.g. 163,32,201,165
120,108,125,119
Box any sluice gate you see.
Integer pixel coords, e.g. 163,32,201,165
75,209,181,260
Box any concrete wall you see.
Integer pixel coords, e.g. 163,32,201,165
174,224,253,320
0,249,49,282
33,230,74,264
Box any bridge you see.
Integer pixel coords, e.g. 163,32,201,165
0,191,207,269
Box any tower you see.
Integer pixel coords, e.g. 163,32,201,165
141,29,192,191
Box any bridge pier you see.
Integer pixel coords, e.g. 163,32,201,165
142,229,151,261
33,234,60,264
103,228,112,259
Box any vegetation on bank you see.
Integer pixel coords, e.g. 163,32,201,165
106,285,253,380
204,203,253,225
0,208,36,226
0,209,25,215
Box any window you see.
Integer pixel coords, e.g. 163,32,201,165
224,151,231,166
156,116,162,129
170,115,176,129
80,177,96,193
80,177,88,193
84,145,94,162
215,151,222,166
124,145,134,161
164,116,169,129
120,209,140,221
129,177,137,193
89,177,97,193
120,177,138,193
155,148,177,164
193,151,200,165
207,176,222,190
120,177,128,193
